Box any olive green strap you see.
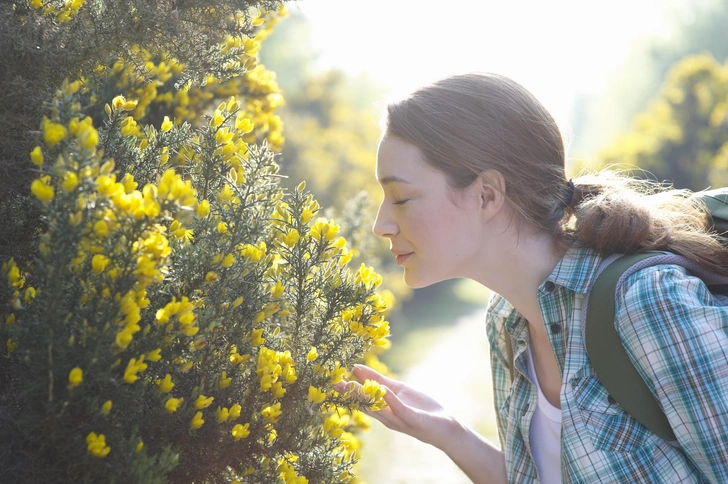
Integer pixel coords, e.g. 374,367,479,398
585,253,677,442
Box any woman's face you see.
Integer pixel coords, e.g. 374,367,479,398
373,136,484,288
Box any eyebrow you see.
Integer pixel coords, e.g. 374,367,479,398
378,175,410,185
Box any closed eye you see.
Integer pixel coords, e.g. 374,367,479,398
393,199,410,205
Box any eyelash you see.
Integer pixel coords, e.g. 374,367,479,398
393,199,410,206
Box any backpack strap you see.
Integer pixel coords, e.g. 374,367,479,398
584,251,728,443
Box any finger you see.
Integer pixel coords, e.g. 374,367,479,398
332,379,360,395
351,365,405,392
362,385,413,433
379,384,408,416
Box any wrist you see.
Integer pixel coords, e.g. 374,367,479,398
433,416,467,454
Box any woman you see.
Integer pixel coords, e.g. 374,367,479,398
335,73,728,483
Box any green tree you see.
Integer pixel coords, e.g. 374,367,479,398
570,0,728,158
596,53,728,191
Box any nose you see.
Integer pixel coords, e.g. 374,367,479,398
372,202,398,239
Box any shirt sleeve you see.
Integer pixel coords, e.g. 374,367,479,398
615,264,728,482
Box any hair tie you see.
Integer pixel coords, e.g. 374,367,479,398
564,179,575,208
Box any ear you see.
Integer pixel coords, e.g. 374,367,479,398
477,169,506,216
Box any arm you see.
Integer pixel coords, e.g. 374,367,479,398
616,265,728,482
337,365,507,484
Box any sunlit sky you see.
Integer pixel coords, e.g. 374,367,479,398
289,0,674,126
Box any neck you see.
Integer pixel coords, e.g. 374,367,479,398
470,228,567,324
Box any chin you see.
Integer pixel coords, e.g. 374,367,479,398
402,269,441,289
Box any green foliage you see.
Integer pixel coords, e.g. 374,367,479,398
595,53,728,191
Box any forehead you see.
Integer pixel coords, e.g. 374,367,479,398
376,136,432,181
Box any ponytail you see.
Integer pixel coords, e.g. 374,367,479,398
563,171,728,275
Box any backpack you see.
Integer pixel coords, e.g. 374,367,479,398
503,187,728,443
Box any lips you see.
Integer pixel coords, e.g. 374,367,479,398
394,252,413,265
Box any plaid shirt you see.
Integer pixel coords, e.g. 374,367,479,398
486,244,728,483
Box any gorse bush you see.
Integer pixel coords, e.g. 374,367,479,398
0,81,390,483
0,1,392,482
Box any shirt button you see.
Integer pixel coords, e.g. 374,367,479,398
607,395,617,405
544,281,556,293
550,323,562,334
522,404,530,416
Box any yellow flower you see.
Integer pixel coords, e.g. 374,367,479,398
229,403,242,420
30,146,44,167
123,357,147,384
165,397,183,413
284,229,300,248
194,394,214,409
86,432,111,458
69,367,83,387
159,146,169,164
43,120,67,148
7,339,17,353
205,271,219,284
216,127,234,145
93,220,108,238
211,109,224,127
307,347,318,362
362,379,388,411
111,95,126,111
307,386,326,404
219,371,232,389
216,406,229,422
221,253,235,268
91,254,110,274
261,402,282,423
101,400,113,415
217,184,234,203
78,124,99,150
156,374,174,393
251,328,264,346
30,178,54,203
161,116,173,133
271,381,286,399
232,423,250,441
135,440,144,452
61,172,79,193
271,280,284,298
235,115,254,133
30,0,42,9
196,199,210,218
146,347,162,362
121,173,138,193
190,411,205,429
217,222,228,234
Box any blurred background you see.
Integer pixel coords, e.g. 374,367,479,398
259,0,728,481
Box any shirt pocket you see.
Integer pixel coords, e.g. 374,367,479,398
570,371,654,453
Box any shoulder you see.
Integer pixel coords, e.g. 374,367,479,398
614,262,728,371
616,263,719,322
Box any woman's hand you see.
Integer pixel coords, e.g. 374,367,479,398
334,364,463,451
337,364,507,483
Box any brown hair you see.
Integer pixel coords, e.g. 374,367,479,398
384,73,728,274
